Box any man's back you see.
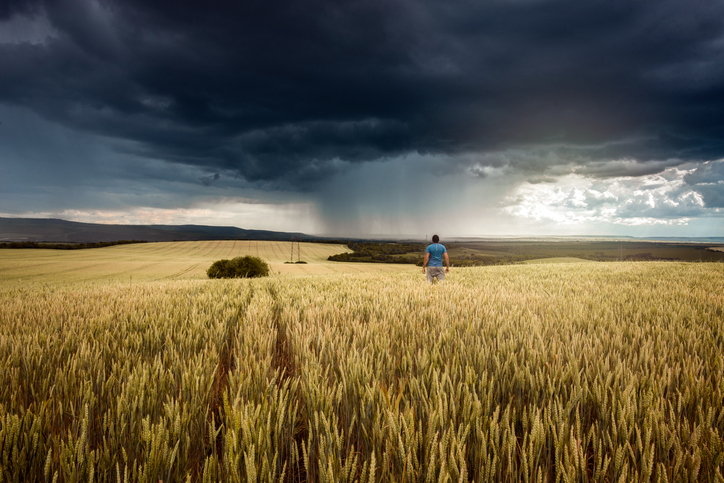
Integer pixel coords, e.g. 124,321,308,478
426,243,446,267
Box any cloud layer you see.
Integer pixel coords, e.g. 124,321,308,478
2,0,724,188
2,0,724,236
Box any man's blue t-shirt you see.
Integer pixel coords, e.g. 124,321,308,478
426,243,447,267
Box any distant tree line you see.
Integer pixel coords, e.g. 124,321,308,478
328,240,722,264
328,242,425,264
328,242,530,266
0,240,148,250
448,255,525,266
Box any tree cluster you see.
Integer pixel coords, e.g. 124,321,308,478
206,256,270,279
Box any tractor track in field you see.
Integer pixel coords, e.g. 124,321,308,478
193,282,309,482
189,286,255,479
267,284,308,483
162,263,201,280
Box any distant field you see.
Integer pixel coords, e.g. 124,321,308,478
451,239,724,262
0,240,411,286
522,257,593,264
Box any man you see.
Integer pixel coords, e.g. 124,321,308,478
422,234,450,282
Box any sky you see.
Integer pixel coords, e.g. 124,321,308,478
1,0,724,238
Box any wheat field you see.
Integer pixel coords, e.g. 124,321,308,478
0,241,413,287
1,244,723,482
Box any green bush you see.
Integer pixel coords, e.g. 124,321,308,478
206,256,270,279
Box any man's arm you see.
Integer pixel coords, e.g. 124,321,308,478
444,252,450,272
423,253,429,272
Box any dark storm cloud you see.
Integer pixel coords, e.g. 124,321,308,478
199,173,220,186
0,0,39,19
2,0,724,187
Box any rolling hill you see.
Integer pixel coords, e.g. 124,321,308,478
0,217,320,243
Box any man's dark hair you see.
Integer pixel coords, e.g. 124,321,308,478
432,235,439,243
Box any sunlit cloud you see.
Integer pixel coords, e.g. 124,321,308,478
503,164,720,229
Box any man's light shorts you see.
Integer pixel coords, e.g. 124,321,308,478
427,266,445,282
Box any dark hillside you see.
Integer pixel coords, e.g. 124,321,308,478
0,217,317,243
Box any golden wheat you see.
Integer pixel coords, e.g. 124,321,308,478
1,261,722,481
0,241,408,287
